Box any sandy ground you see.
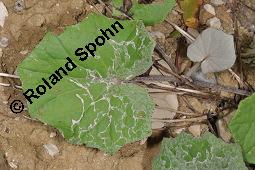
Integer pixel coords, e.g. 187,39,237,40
0,0,255,169
0,0,166,169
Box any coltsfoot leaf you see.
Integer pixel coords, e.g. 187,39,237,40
152,132,247,170
17,13,155,154
229,93,255,164
112,0,176,25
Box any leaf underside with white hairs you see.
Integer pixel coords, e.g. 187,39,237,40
187,28,236,73
153,132,247,170
17,14,155,154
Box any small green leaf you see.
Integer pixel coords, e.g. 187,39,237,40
229,93,255,164
153,132,247,170
112,0,176,25
17,13,155,154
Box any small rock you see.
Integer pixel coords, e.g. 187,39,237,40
0,49,2,57
188,125,201,137
0,2,8,27
139,138,147,145
211,0,225,6
8,160,18,169
0,37,9,48
204,4,215,16
49,132,56,138
43,144,59,157
19,50,28,55
207,17,222,29
14,0,25,12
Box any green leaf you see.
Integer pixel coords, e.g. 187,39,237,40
112,0,176,25
17,13,155,154
229,93,255,164
152,132,247,170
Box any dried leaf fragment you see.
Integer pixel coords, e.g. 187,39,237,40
178,0,202,28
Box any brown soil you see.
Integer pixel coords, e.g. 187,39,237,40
0,0,165,169
0,0,255,169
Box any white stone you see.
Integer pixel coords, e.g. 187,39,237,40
19,50,28,55
0,37,9,48
204,4,215,15
0,2,8,27
207,17,222,29
9,161,18,169
43,143,59,156
211,0,225,6
49,132,56,138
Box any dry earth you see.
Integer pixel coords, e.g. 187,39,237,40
0,0,255,170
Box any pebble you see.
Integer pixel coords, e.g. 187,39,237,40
204,4,216,16
0,1,8,27
43,143,59,157
49,132,56,138
211,0,225,6
0,37,9,48
0,48,2,58
19,50,28,55
8,160,18,169
207,17,222,29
